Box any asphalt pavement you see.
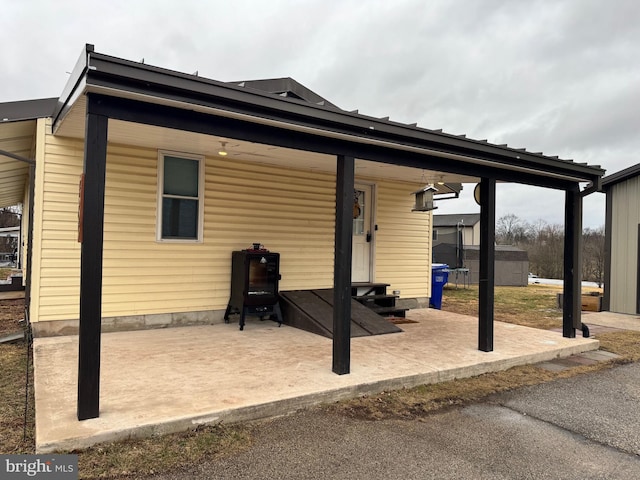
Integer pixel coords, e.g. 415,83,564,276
149,362,640,480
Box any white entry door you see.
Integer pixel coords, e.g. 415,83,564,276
352,184,373,282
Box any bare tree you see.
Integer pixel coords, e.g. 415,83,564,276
496,213,605,282
496,214,530,245
582,226,605,286
528,222,564,278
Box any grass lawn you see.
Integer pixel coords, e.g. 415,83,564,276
441,282,602,330
2,284,639,479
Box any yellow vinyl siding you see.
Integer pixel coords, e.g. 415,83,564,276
609,177,640,314
28,118,49,322
35,131,83,322
34,138,339,321
200,157,337,298
375,181,431,299
33,132,432,323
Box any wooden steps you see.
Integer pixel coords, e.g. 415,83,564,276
351,282,408,318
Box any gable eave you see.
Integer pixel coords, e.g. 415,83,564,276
601,163,640,190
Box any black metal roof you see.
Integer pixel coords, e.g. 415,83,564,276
46,44,605,190
0,98,57,123
433,213,481,227
601,163,640,190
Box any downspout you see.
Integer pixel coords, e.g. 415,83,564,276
25,165,35,327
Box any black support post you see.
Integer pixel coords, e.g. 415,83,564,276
77,97,108,420
563,188,582,338
478,177,496,352
332,155,354,375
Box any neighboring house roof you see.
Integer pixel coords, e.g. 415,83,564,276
433,213,481,227
0,98,58,123
229,77,340,109
601,163,640,190
0,99,56,207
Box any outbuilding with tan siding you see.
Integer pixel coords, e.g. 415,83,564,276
602,163,640,314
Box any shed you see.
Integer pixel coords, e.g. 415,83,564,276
602,163,640,314
464,245,529,286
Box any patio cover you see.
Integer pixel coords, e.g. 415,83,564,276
0,44,606,421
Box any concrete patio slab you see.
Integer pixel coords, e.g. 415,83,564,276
33,309,598,453
583,311,640,332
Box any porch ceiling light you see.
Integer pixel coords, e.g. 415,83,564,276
437,175,445,185
218,141,228,156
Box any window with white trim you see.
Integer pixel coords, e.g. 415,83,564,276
157,152,204,241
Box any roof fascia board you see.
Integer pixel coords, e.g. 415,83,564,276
85,92,578,190
52,44,94,130
81,51,603,182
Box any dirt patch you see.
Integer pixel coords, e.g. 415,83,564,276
0,341,34,453
76,423,252,479
0,299,25,337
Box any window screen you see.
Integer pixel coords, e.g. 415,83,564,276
159,154,202,240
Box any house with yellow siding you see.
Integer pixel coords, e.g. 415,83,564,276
0,45,604,420
5,98,444,336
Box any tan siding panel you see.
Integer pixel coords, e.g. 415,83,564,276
610,177,640,314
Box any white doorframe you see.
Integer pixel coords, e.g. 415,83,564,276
352,182,375,282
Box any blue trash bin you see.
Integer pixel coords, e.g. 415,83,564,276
430,263,449,309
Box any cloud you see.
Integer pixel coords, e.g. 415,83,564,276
1,0,636,228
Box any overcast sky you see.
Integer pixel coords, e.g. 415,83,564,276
3,0,639,228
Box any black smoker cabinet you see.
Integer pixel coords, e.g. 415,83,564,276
224,248,283,330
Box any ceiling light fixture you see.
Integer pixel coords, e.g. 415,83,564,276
437,175,445,185
218,141,228,157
